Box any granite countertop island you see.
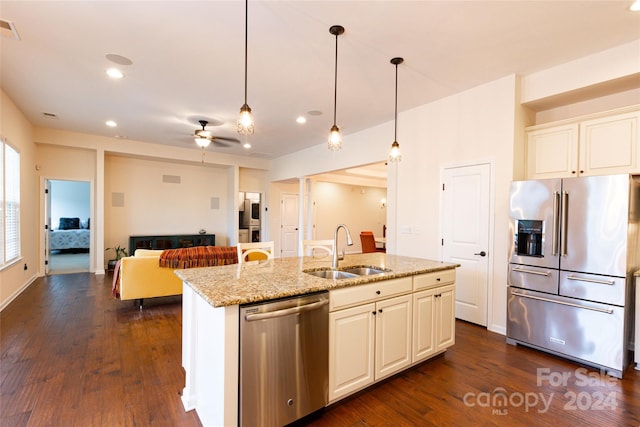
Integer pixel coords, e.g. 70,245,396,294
178,252,459,426
174,252,458,308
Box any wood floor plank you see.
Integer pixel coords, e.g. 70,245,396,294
1,272,639,426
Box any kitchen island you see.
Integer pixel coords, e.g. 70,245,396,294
176,253,458,426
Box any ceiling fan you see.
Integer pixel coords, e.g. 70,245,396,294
194,120,241,148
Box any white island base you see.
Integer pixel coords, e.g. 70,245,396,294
182,284,239,427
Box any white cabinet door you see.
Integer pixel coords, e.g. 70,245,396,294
375,294,412,380
526,124,579,179
413,284,456,363
435,285,456,351
412,289,436,362
579,111,640,176
329,303,375,402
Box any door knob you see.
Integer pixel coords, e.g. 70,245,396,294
474,251,487,257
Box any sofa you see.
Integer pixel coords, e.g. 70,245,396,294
112,246,239,309
116,249,183,303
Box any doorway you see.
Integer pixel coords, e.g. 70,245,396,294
280,193,299,258
441,163,492,326
45,179,91,274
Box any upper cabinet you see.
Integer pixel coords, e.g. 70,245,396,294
525,108,640,179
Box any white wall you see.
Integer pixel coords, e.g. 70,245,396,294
105,155,233,256
270,75,521,334
0,90,38,310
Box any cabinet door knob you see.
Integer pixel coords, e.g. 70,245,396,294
378,308,383,313
372,311,376,316
571,171,576,174
376,290,381,295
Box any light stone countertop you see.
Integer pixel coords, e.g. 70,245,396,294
175,252,459,308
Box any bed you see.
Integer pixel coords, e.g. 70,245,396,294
49,217,90,250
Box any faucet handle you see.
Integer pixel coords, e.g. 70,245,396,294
338,248,345,261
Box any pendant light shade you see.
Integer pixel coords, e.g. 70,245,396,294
389,57,404,162
328,25,344,151
237,0,254,135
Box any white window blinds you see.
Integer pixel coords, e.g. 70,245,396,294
1,139,20,266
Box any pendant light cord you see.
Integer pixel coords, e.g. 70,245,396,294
394,62,398,141
333,32,338,126
244,0,248,105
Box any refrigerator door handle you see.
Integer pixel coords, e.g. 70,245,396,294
567,275,615,286
552,191,560,256
511,291,613,314
560,191,569,256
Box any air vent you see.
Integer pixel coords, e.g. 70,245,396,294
0,19,20,40
162,175,181,184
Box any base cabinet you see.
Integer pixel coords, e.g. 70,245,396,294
413,284,455,362
329,303,375,401
329,272,456,403
375,294,412,379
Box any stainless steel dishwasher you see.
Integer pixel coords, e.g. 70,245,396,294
239,291,328,427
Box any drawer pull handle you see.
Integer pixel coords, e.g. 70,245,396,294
567,275,615,286
513,267,551,277
376,290,381,295
512,291,613,314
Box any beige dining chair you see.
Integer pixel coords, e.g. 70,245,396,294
302,239,334,257
237,241,274,264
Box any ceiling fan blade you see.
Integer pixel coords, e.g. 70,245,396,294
212,140,232,147
212,136,241,143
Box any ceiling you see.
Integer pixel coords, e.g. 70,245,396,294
2,1,640,161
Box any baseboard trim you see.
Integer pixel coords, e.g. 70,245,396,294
0,273,38,312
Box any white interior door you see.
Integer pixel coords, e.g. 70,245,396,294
280,193,299,258
441,163,491,326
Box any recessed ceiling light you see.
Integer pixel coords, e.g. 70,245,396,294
42,112,58,119
296,116,307,124
106,120,117,127
106,68,124,79
243,142,251,149
307,110,322,116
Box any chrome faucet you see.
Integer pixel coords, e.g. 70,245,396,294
332,224,353,269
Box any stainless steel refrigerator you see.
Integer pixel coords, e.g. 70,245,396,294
506,174,639,378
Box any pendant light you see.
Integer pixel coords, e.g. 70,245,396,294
389,57,404,162
237,0,254,135
328,25,345,151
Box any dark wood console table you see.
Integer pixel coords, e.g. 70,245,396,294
129,234,215,255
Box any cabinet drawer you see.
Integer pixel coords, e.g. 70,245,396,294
413,269,456,291
330,277,412,312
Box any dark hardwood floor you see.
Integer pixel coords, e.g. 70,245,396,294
1,273,639,426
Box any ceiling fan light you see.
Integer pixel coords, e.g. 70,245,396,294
328,124,342,151
389,141,401,162
195,137,210,148
237,104,254,135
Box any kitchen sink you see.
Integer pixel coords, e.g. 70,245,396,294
304,266,391,279
341,266,389,276
305,269,359,280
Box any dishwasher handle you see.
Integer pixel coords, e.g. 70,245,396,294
244,299,328,321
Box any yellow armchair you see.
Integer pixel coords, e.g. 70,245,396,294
118,250,183,302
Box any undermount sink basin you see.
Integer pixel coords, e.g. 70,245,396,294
305,269,359,280
341,267,389,276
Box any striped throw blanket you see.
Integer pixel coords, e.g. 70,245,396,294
159,246,238,269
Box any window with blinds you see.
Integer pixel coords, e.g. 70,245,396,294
1,139,20,266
